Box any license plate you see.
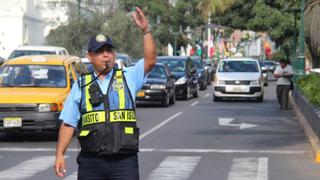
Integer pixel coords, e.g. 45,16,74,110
3,117,22,128
226,86,249,93
137,91,145,97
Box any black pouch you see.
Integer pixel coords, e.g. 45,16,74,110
113,124,140,152
77,124,110,154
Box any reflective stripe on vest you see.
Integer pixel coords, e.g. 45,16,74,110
109,110,136,123
85,75,93,111
81,110,136,126
81,111,105,126
115,70,125,109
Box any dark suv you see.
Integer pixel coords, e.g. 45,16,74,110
157,56,198,100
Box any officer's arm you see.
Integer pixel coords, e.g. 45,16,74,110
55,123,75,177
132,7,156,75
143,31,156,75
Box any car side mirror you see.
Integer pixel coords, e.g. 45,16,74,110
261,66,267,73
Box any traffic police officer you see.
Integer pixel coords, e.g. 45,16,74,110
54,7,156,180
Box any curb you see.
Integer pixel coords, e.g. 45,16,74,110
290,92,320,163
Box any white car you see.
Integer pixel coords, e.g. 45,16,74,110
7,45,69,60
213,58,264,102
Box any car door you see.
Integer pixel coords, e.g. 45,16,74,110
163,65,175,95
186,58,197,90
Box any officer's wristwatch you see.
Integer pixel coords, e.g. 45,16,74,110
142,25,152,35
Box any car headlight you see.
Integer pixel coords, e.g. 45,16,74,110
214,77,225,85
175,77,187,85
250,80,261,85
37,103,58,112
150,84,166,89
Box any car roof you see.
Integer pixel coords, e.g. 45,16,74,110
157,56,189,60
5,55,80,66
222,57,258,62
13,45,67,51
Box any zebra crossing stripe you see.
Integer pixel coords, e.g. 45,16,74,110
228,157,268,180
64,171,78,180
0,156,56,179
147,156,201,180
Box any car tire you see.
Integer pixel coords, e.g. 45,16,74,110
162,93,170,107
183,86,190,100
264,82,268,86
193,86,199,98
169,92,176,105
213,94,221,102
257,94,264,102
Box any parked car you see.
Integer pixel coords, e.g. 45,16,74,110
261,60,276,72
191,56,210,90
136,63,175,107
0,55,87,134
157,56,198,100
7,46,69,60
259,62,269,86
203,59,216,83
213,58,264,102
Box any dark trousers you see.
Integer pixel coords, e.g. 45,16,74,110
276,85,291,109
77,153,139,180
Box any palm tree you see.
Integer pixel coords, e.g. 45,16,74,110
197,0,235,18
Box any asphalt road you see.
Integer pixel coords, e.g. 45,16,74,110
0,82,319,180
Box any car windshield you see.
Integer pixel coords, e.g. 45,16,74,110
192,59,203,69
158,59,185,73
8,50,56,59
0,65,66,87
263,61,275,66
147,65,167,79
218,61,259,72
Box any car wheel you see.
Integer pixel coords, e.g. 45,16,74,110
162,93,170,107
257,94,264,102
213,94,221,102
193,86,199,98
169,92,176,104
184,86,191,100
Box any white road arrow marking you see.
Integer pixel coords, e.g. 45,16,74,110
218,118,257,130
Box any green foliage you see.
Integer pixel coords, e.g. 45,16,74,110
45,2,143,57
104,10,143,58
297,74,320,106
211,0,300,47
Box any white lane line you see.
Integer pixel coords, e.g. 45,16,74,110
257,158,268,180
0,148,308,155
0,156,57,179
140,148,307,155
204,93,210,98
190,101,199,107
147,156,201,180
228,157,268,180
140,112,183,140
64,171,77,180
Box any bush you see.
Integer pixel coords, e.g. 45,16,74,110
297,73,320,106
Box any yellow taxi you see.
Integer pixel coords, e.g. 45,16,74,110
0,55,87,133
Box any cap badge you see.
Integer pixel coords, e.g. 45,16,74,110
96,34,107,42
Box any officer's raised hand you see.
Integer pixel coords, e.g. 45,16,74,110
131,7,156,75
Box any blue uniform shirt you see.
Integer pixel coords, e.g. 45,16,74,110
59,59,146,127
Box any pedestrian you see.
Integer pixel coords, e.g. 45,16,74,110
54,7,156,180
273,58,294,110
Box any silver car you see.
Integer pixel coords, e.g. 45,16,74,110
213,58,264,102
